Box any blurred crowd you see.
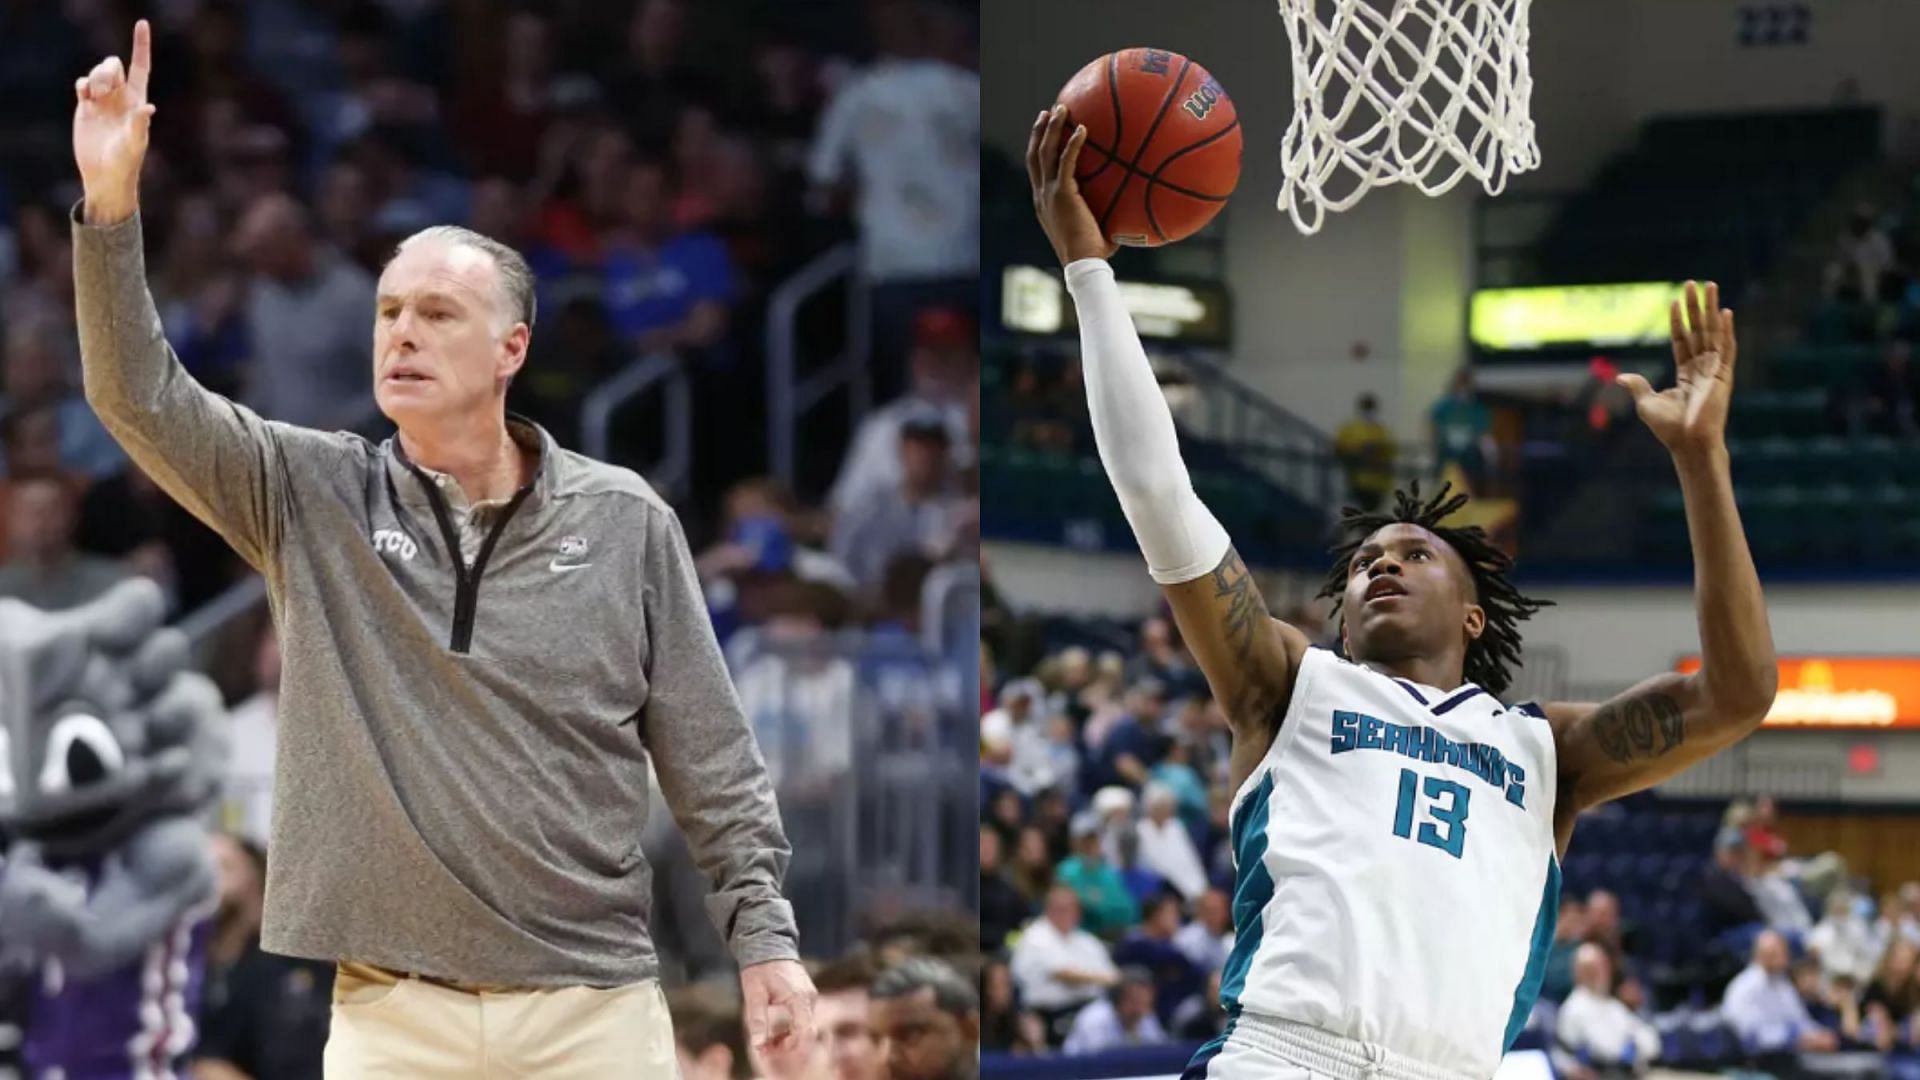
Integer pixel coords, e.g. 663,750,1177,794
0,0,979,616
977,605,1270,1058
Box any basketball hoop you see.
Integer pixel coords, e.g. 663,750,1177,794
1274,0,1539,234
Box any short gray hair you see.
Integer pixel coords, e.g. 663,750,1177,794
389,225,537,332
871,957,977,1016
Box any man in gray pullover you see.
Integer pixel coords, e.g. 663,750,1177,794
68,21,817,1077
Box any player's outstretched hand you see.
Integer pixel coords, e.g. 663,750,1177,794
1028,104,1118,266
1617,280,1737,459
73,18,156,225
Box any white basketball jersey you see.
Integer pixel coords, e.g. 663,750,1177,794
1223,647,1561,1078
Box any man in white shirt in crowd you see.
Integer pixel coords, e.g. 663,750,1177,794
1173,888,1233,975
1010,885,1120,1020
1136,782,1207,901
1554,943,1661,1077
1722,930,1840,1054
1062,969,1169,1056
1807,889,1879,989
1745,835,1816,936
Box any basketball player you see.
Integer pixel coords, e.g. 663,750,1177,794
67,22,815,1077
1028,105,1780,1080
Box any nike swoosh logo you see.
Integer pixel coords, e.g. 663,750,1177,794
549,561,593,573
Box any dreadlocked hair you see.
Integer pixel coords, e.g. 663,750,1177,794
1316,482,1552,697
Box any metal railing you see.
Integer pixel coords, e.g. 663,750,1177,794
709,627,975,959
579,351,692,501
766,243,872,490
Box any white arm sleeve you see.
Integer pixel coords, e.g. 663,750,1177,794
1065,258,1231,584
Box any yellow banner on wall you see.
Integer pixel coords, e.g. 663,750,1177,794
1471,282,1685,350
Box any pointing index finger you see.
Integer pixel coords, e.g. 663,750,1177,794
128,19,152,99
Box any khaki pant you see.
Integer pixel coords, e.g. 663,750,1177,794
324,961,679,1078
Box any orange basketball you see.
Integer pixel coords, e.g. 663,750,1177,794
1056,48,1242,248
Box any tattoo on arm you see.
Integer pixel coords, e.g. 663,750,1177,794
1589,692,1685,765
1209,548,1269,666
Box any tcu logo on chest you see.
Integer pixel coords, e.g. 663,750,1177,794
372,528,418,561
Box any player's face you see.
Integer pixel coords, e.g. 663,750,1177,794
1341,524,1484,674
373,240,527,427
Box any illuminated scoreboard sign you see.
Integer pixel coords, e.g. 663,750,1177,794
1674,656,1920,729
1000,265,1230,346
1472,282,1686,351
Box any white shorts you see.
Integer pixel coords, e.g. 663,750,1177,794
1183,1013,1481,1080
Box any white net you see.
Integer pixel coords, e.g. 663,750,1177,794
1275,0,1538,234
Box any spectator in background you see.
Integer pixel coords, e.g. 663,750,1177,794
1744,832,1814,937
1808,888,1879,989
194,832,334,1080
1056,813,1140,939
1010,885,1120,1030
1174,888,1233,976
1123,617,1200,700
980,826,1032,953
1847,338,1919,438
1010,826,1058,908
814,954,885,1080
981,957,1043,1055
808,0,979,394
1111,895,1202,1022
1825,204,1898,302
223,622,281,847
1796,958,1868,1050
869,957,980,1080
1086,678,1171,792
1701,828,1765,935
1429,369,1495,491
448,9,554,184
1553,943,1659,1078
73,458,239,616
669,985,752,1080
603,155,734,356
1865,938,1920,1050
151,191,250,397
1,317,121,478
232,192,378,430
1136,783,1208,902
1334,392,1395,511
1539,896,1588,1004
830,407,971,597
830,307,977,520
1723,930,1839,1055
0,470,126,608
1062,968,1168,1056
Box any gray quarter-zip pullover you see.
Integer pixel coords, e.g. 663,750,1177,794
73,209,798,986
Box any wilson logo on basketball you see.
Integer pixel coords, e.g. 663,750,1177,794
1140,49,1172,76
1183,79,1223,121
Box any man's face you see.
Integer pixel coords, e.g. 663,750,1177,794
1045,888,1081,931
1199,889,1230,932
899,432,948,490
373,240,527,428
1757,933,1789,975
873,988,974,1080
623,162,670,234
4,409,61,474
1116,982,1155,1026
1341,524,1482,680
818,988,883,1080
8,478,74,561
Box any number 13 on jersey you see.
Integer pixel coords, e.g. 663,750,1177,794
1393,768,1471,858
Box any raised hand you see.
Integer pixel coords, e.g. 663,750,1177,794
1027,104,1118,266
72,18,157,224
1618,280,1738,459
